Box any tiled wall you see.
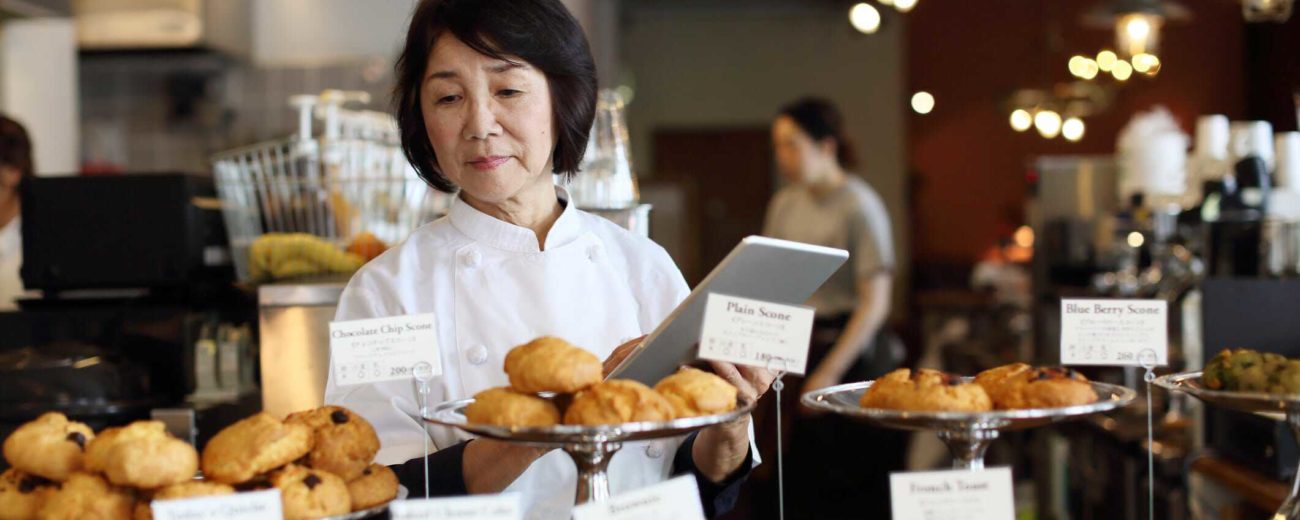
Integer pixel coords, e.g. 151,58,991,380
78,51,395,174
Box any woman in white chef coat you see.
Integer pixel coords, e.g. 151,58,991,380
324,1,772,518
0,115,32,311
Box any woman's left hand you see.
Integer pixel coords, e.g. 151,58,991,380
707,361,776,407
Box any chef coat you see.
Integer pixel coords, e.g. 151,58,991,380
0,216,23,311
324,187,691,520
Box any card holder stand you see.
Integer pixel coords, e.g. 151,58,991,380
412,361,437,499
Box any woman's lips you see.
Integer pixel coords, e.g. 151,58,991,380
468,156,510,171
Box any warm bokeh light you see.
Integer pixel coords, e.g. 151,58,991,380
1013,225,1035,248
1070,56,1099,80
1096,50,1118,72
849,3,882,34
1132,53,1161,75
1117,13,1162,57
1034,110,1062,139
894,0,918,13
1062,117,1086,142
911,91,935,114
1010,109,1033,132
1127,231,1146,248
1112,59,1134,81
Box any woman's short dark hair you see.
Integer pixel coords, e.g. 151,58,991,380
394,0,597,193
0,115,33,180
777,97,858,170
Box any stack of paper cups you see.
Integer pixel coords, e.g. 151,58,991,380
1277,132,1300,193
1194,115,1230,160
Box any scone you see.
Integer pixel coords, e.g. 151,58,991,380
271,464,351,520
564,380,677,425
653,367,738,418
504,337,602,393
285,406,380,481
0,468,59,520
465,387,561,428
346,464,398,511
37,473,134,520
1203,348,1290,392
88,421,198,489
201,412,314,485
860,368,993,412
975,364,1099,409
2,412,94,481
133,481,235,520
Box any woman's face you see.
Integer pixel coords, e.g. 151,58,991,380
422,35,556,205
771,116,834,185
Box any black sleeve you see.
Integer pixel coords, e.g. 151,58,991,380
671,432,754,518
388,441,469,498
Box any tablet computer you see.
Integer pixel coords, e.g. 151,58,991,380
610,235,848,384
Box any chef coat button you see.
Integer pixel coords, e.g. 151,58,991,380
461,249,481,269
467,345,489,365
586,244,602,262
645,443,663,459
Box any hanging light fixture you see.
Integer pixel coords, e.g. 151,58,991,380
1242,0,1293,22
848,3,882,34
1084,0,1189,59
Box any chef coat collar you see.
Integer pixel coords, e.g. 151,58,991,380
448,185,583,253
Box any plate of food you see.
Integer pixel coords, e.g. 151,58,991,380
1153,348,1300,417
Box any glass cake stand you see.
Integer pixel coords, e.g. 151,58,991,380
1154,371,1300,519
802,380,1136,469
424,399,754,505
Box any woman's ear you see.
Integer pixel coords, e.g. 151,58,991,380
0,166,19,190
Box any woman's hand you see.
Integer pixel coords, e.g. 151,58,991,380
603,335,646,377
707,361,776,407
691,361,777,483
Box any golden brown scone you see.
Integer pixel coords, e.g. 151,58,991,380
346,464,398,511
860,368,993,412
133,481,235,520
91,421,198,489
201,413,313,485
653,367,738,418
3,412,94,482
974,364,1098,409
564,380,676,425
504,337,602,394
0,468,59,520
284,406,380,481
465,387,561,428
271,464,351,520
37,473,134,520
84,426,122,475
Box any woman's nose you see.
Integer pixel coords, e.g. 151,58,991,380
463,98,502,140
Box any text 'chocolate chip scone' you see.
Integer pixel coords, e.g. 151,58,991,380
504,337,603,394
974,363,1099,410
564,380,677,425
346,464,399,512
285,406,380,482
201,412,314,485
84,421,198,490
134,481,235,520
653,367,738,418
2,412,94,482
0,468,60,520
271,464,351,520
465,387,561,428
860,368,994,412
37,473,135,520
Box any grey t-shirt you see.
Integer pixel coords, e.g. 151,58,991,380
762,175,894,316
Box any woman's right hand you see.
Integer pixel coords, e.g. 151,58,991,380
603,335,646,377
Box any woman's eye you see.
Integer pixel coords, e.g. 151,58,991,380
435,95,461,105
497,89,523,98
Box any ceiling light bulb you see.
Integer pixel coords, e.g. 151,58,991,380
911,91,935,114
849,3,882,34
1062,117,1086,142
1097,50,1118,72
1112,59,1134,81
1035,110,1062,139
1010,109,1033,132
894,0,918,12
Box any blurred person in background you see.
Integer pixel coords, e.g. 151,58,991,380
0,115,33,311
760,97,905,519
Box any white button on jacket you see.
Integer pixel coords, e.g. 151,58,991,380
324,188,690,520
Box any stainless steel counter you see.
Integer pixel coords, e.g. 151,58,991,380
258,282,345,419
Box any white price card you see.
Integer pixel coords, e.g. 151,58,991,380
697,293,815,375
389,493,522,520
890,467,1015,520
152,489,282,520
330,313,442,386
1060,299,1168,367
571,475,705,520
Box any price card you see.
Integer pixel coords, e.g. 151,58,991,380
152,489,281,520
698,293,815,375
1060,299,1168,367
890,467,1015,520
330,314,442,386
389,493,522,520
571,475,705,520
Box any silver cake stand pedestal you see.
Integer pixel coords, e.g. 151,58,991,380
1154,371,1300,519
424,399,753,505
802,380,1137,469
